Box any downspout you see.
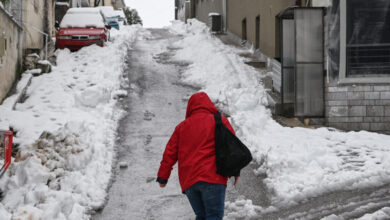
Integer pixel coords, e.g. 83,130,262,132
306,0,311,7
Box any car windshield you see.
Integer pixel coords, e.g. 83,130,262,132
60,13,105,28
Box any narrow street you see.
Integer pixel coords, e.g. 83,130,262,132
93,29,196,219
2,1,390,219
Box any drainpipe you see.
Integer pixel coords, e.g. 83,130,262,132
23,23,48,60
306,0,311,7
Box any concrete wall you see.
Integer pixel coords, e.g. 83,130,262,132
89,0,113,7
194,0,223,27
24,0,55,55
226,0,297,58
325,83,390,133
0,8,23,103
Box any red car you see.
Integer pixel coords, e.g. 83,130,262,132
56,8,110,50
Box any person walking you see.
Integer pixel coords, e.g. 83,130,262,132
157,92,239,220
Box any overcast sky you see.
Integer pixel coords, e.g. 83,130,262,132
125,0,175,28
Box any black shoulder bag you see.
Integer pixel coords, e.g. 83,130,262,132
214,112,252,177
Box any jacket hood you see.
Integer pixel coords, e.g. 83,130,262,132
186,92,218,118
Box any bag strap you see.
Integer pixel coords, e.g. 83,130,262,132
214,112,222,126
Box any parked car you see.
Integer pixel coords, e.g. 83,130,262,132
56,8,110,50
99,6,120,30
114,10,127,25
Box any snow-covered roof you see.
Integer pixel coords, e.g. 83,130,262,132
113,10,125,18
98,6,116,18
208,12,220,17
67,7,100,14
60,13,105,28
56,2,70,6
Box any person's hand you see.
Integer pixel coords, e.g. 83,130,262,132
159,183,166,188
234,176,239,186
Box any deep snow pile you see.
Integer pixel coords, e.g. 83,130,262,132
168,19,390,209
0,25,140,219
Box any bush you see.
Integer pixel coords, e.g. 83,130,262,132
123,7,143,25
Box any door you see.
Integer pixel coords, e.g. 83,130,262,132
294,8,324,117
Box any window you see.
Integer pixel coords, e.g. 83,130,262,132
339,0,390,83
242,18,247,42
255,16,260,49
346,0,390,76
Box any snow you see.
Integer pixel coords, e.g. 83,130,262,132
66,8,100,15
312,0,332,7
0,25,141,219
357,207,390,220
168,19,390,209
37,60,51,66
113,10,125,19
55,2,69,7
0,73,32,111
208,12,220,17
60,13,105,28
225,198,273,219
98,6,117,18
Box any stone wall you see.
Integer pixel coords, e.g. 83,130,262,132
325,83,390,133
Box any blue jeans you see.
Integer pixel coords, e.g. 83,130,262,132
184,181,226,220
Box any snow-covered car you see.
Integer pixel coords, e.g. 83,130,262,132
56,8,110,50
99,6,120,30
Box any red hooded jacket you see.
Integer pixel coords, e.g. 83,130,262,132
157,92,235,192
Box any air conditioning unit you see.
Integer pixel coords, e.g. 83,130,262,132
209,13,222,34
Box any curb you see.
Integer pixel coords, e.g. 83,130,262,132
1,73,33,111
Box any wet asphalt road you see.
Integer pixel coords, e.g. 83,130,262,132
93,29,196,220
92,28,390,220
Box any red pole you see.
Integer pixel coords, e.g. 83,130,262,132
0,130,13,178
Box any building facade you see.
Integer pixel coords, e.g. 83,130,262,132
0,6,24,103
89,0,112,7
23,0,56,57
180,0,390,133
226,0,298,58
324,0,390,133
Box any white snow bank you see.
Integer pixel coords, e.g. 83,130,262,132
98,6,117,18
357,207,390,220
0,25,140,219
168,19,390,207
114,10,125,19
312,0,332,7
67,8,100,14
225,198,276,219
